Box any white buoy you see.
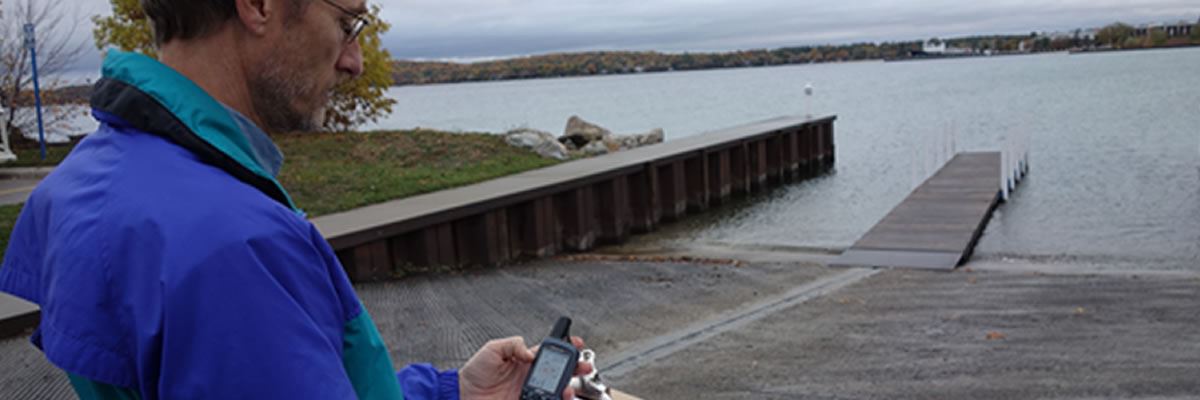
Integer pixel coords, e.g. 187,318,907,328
804,83,814,120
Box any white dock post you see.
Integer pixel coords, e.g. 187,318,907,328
1000,137,1009,202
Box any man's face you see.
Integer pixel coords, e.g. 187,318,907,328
249,0,366,132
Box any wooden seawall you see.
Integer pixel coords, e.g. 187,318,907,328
313,115,837,282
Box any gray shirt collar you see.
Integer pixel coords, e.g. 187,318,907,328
222,105,284,178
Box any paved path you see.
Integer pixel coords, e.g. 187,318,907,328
2,253,1199,399
0,166,52,206
0,179,38,206
620,265,1200,399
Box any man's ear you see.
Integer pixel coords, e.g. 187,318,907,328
234,0,278,37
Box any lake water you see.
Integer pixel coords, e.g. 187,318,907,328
8,105,96,144
369,48,1200,271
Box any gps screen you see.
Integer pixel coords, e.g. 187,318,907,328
529,346,571,392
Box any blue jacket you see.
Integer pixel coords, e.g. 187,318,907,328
0,51,458,399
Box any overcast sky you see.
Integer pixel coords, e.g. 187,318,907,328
35,0,1200,75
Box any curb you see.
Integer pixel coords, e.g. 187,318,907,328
0,167,53,181
0,310,38,339
0,295,39,339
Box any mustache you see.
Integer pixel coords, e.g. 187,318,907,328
334,73,355,88
324,73,356,100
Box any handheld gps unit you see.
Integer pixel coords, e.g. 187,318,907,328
521,317,579,400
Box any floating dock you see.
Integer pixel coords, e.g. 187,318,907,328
832,152,1003,270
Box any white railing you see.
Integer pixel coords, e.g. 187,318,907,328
1000,127,1030,202
909,121,958,190
910,120,1030,200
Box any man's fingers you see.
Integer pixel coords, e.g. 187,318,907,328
569,336,586,349
563,386,576,400
577,360,594,377
491,336,535,363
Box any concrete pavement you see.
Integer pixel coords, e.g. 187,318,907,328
2,251,1199,399
619,266,1200,399
0,166,51,206
0,179,39,206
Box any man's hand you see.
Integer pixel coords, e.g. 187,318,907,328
460,336,593,400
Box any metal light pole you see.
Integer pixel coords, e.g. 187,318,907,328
24,23,47,160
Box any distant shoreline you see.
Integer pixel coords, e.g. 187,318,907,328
32,44,1200,102
1068,43,1200,55
883,51,1055,63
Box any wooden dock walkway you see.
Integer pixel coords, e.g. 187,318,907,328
832,152,1002,270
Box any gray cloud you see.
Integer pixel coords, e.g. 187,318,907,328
39,0,1200,73
381,0,1199,59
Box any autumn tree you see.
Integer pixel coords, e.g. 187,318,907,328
1096,23,1134,47
322,5,395,131
1147,28,1168,47
90,0,155,58
92,0,396,132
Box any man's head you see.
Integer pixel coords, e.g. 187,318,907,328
141,0,367,132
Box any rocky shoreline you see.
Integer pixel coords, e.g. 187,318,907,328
504,115,664,160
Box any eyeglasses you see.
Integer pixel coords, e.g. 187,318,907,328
318,0,370,43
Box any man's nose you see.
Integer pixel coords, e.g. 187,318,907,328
337,39,365,78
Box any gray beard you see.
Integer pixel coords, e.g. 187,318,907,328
249,59,324,133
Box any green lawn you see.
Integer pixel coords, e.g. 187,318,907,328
6,145,75,167
0,203,23,262
0,129,558,261
276,129,560,217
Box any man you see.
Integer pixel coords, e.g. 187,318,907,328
0,0,589,398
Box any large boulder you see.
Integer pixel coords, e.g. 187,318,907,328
605,136,637,151
636,128,665,146
560,115,612,149
605,128,665,151
581,140,610,156
504,128,569,160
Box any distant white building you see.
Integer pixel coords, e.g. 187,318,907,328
922,39,973,55
923,39,947,54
